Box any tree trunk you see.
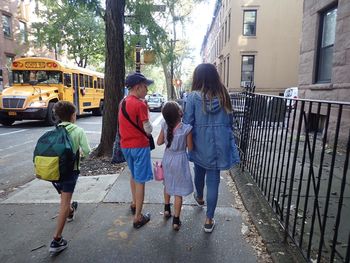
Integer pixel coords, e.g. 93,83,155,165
160,60,172,101
95,0,125,157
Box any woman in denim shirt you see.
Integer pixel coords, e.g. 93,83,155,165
183,63,240,233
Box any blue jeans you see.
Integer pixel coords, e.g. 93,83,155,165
194,163,220,219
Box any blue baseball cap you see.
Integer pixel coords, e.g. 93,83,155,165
125,72,154,88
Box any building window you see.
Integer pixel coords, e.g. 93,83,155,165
2,14,12,37
243,10,257,36
223,58,226,84
19,21,27,43
228,13,231,41
316,6,337,83
226,56,230,87
224,20,227,43
241,55,255,86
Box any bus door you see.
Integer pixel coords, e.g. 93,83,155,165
73,73,80,114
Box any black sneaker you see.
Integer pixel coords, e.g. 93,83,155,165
49,237,68,254
204,219,216,233
67,201,78,222
193,193,205,207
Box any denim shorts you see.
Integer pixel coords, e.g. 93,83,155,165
122,147,153,183
54,171,79,193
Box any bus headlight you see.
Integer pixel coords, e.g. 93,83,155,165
29,101,47,107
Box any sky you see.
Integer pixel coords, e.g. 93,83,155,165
180,0,216,81
187,0,216,64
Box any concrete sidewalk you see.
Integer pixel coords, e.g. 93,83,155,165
0,165,260,263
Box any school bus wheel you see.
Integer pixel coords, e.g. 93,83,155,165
92,100,104,116
0,117,15,126
45,102,59,126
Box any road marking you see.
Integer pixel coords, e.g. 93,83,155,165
85,131,101,134
0,129,28,136
0,140,34,152
152,115,163,127
0,152,22,160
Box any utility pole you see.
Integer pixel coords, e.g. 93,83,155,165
170,39,174,99
170,15,177,99
135,43,141,73
126,5,166,73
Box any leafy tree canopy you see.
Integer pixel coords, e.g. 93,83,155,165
124,0,204,98
32,0,105,68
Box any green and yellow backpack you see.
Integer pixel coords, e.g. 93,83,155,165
33,125,77,182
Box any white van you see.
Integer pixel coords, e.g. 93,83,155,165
284,87,298,109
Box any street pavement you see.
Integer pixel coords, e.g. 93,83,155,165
0,145,260,263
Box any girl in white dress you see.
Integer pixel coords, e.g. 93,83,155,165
157,101,193,231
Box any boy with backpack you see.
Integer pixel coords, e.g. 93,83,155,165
48,101,90,254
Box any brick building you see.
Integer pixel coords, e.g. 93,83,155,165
0,0,57,91
299,0,350,102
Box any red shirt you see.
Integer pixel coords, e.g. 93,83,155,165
118,95,149,148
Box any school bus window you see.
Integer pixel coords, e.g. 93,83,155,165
102,79,104,89
79,74,84,87
13,70,62,84
97,78,101,89
84,75,89,88
94,80,97,89
89,76,93,88
64,73,71,87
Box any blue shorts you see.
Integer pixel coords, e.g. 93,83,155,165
122,147,153,183
54,171,79,193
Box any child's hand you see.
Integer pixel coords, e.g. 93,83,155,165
157,129,165,146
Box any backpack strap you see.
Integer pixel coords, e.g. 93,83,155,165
58,124,80,172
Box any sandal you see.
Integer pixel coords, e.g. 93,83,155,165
130,204,136,215
172,216,182,231
133,213,151,229
164,204,172,219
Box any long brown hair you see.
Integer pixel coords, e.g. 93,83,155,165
161,101,181,148
192,63,232,113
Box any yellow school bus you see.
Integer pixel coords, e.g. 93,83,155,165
0,57,104,126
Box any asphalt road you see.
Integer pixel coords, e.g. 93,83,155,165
0,111,162,193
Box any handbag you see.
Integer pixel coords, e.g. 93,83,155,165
153,161,164,181
111,132,126,164
121,99,155,150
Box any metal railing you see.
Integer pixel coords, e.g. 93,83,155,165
231,92,350,263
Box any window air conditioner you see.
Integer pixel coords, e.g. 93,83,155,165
240,81,251,88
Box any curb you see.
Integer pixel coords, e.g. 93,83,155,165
229,167,306,263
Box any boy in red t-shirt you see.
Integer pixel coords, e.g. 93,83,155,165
119,72,154,229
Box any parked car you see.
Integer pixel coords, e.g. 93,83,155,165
147,95,165,112
284,87,298,109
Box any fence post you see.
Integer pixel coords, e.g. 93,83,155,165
240,91,254,171
284,101,305,242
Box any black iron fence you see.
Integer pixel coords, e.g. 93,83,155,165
231,92,350,263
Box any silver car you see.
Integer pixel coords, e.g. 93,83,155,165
147,96,165,112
